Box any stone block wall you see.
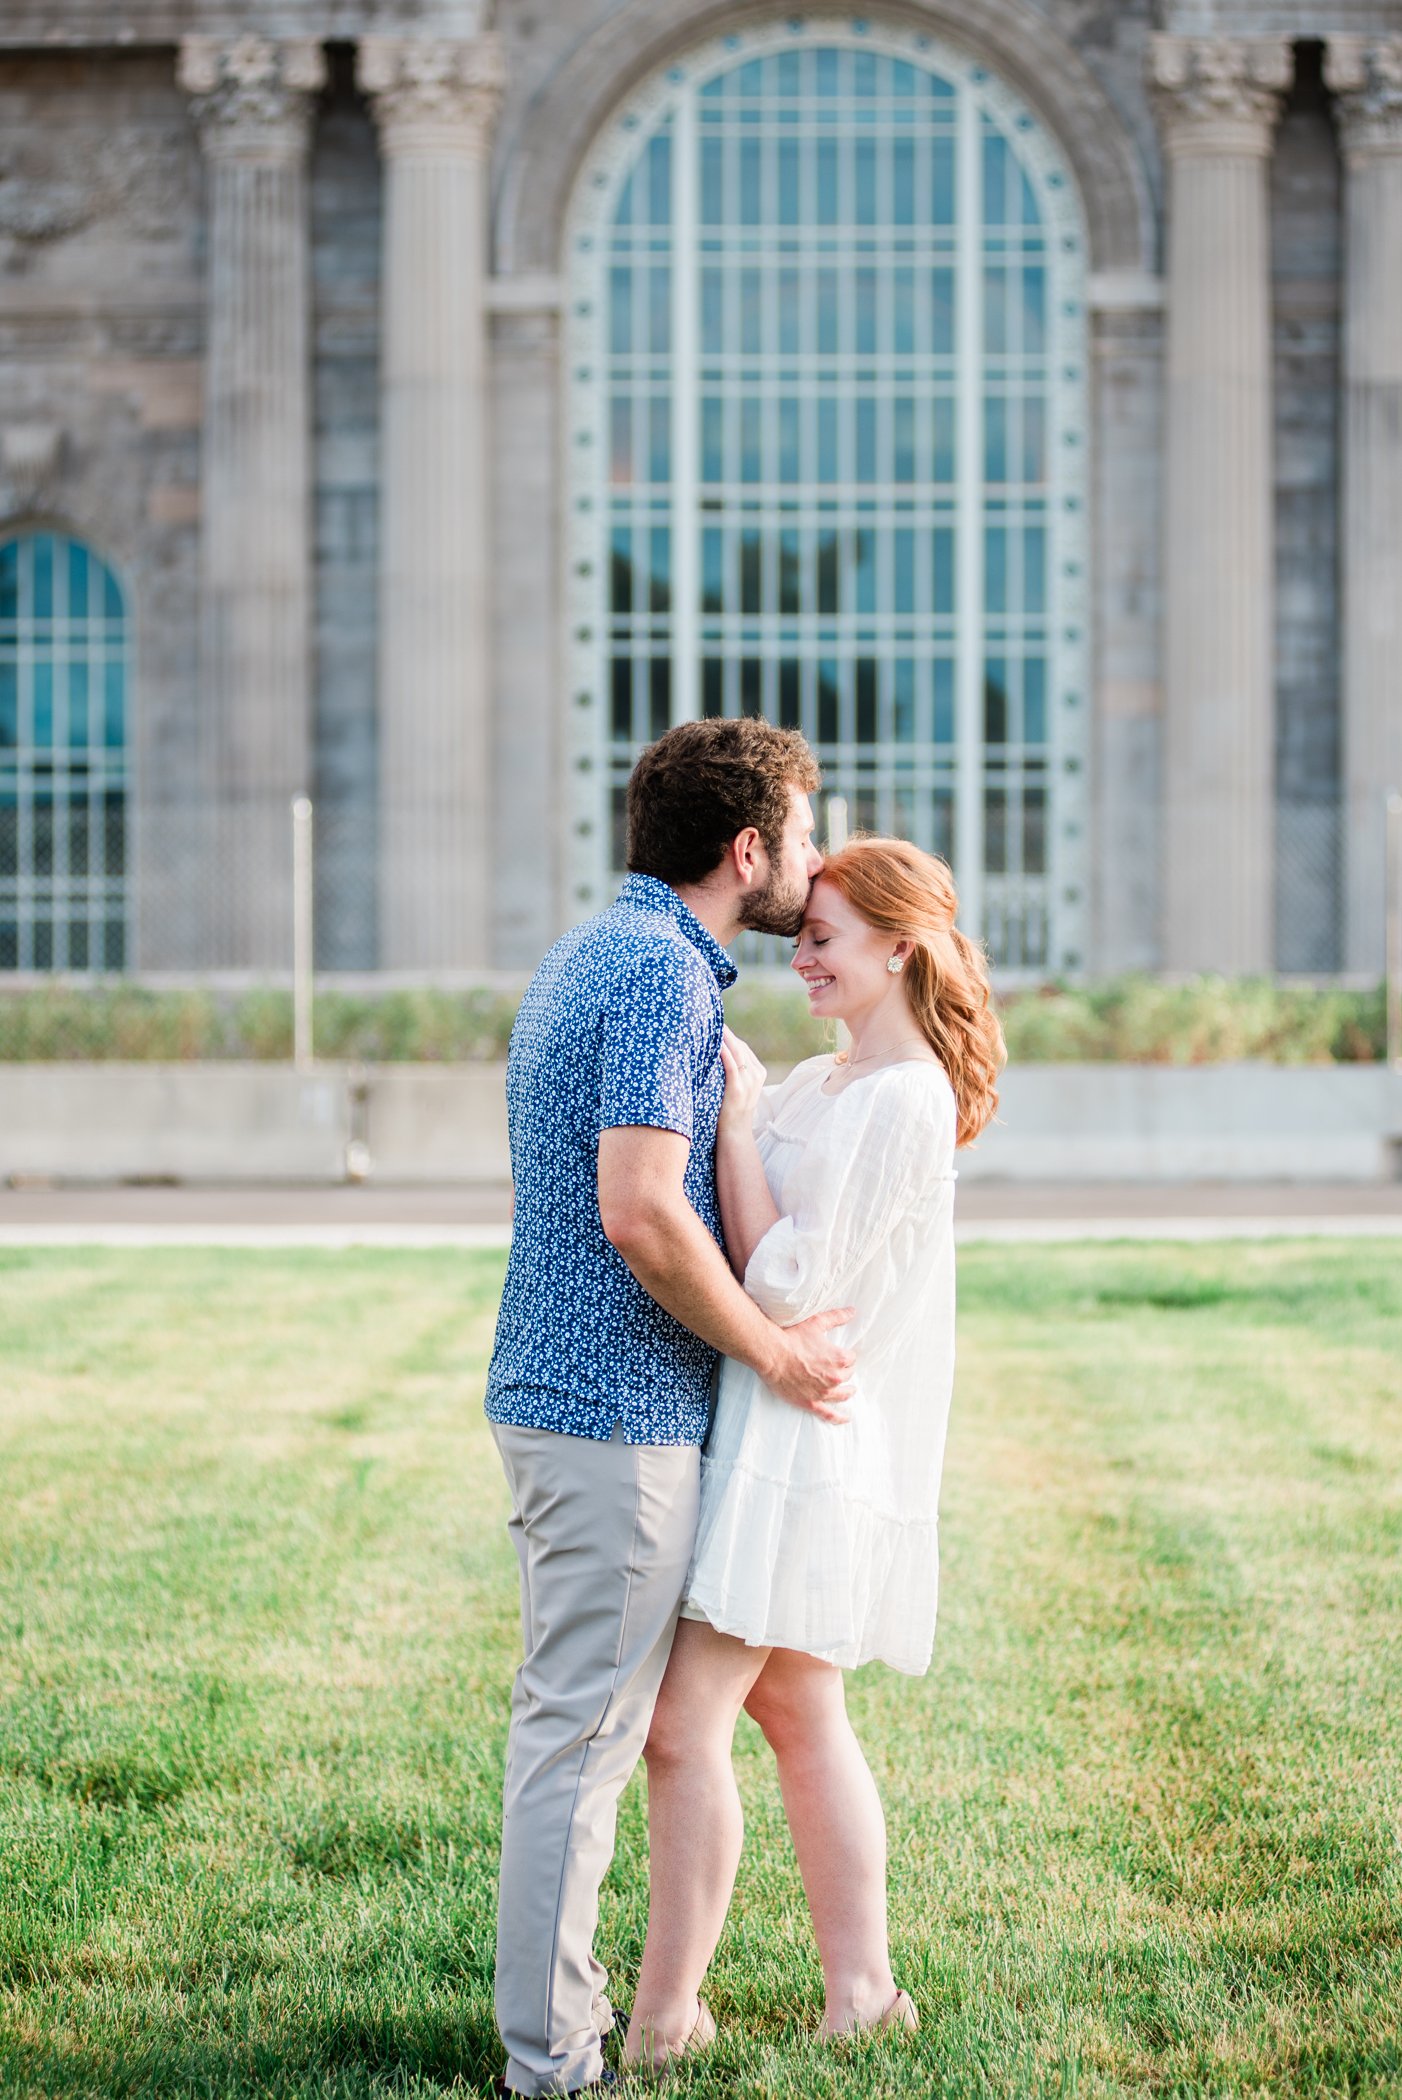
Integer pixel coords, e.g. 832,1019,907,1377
0,50,204,967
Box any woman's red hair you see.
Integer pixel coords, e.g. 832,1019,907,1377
819,837,1005,1147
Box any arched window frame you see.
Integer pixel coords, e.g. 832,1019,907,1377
0,526,130,972
563,14,1090,972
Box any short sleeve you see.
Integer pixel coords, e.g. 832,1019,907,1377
598,945,713,1140
744,1067,955,1325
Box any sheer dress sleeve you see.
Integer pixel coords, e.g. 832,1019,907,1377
743,1065,955,1326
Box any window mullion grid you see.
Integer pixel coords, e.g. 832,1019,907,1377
954,80,985,939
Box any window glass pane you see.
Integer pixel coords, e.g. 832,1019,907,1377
649,656,671,737
893,659,916,742
984,661,1008,744
779,529,801,615
611,657,631,738
648,267,671,354
611,527,633,613
855,659,878,743
931,136,954,223
855,138,878,224
702,528,724,612
930,269,954,354
647,528,669,614
816,139,839,223
933,659,955,746
610,267,632,353
1024,659,1047,744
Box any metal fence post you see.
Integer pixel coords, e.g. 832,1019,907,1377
1387,791,1402,1070
292,796,314,1072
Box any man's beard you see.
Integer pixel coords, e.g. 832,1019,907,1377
737,863,810,938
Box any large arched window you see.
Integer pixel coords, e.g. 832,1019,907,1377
0,530,129,971
565,18,1089,969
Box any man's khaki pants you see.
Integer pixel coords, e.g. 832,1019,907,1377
492,1420,700,2098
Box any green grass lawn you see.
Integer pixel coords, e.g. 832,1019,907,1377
1,1243,1399,2099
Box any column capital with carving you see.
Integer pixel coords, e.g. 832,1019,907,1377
1326,38,1402,158
356,35,506,162
178,35,326,161
1150,35,1293,159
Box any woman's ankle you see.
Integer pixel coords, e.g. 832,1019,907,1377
820,1969,899,2034
623,1994,704,2060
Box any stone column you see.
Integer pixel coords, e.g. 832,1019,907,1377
1325,38,1402,975
357,36,506,968
179,34,325,967
1151,36,1292,973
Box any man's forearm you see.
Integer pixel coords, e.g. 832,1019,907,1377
613,1201,786,1381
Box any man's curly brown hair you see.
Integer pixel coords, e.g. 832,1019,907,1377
626,718,821,887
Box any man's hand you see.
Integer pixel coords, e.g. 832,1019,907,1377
765,1305,856,1424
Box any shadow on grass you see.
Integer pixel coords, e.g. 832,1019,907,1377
0,2008,505,2100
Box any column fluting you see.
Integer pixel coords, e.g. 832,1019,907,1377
180,35,324,967
357,35,506,968
1325,37,1402,975
1151,35,1292,973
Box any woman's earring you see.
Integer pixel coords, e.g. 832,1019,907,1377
887,956,903,975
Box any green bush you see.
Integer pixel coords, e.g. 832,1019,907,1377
997,974,1387,1066
0,974,1387,1063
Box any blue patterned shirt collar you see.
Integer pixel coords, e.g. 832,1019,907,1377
618,872,739,992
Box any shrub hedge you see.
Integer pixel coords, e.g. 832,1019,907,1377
0,975,1386,1064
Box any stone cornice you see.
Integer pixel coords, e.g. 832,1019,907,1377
1151,35,1293,158
1326,38,1402,157
178,35,326,159
356,36,506,162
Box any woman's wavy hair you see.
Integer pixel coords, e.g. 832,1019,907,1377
819,836,1005,1147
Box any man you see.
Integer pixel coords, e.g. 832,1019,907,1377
485,718,856,2097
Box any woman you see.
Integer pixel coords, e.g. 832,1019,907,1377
622,837,1004,2070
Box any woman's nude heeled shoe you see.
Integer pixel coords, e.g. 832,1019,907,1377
820,1989,920,2041
622,1997,717,2077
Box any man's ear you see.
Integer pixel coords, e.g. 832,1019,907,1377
730,826,764,886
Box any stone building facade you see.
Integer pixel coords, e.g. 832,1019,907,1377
0,0,1398,979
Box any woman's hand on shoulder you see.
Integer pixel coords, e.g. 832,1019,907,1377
718,1025,767,1134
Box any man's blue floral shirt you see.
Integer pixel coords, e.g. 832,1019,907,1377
484,873,738,1445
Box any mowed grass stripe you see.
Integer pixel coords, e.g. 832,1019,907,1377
0,1244,1398,2098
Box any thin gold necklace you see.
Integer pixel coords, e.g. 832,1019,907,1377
840,1036,931,1069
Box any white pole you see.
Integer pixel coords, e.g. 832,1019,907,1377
292,795,314,1072
1386,790,1402,1070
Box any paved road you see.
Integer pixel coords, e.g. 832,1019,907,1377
1,1180,1398,1246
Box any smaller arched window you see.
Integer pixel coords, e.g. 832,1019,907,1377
0,530,129,970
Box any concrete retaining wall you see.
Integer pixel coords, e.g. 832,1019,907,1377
2,1061,1400,1185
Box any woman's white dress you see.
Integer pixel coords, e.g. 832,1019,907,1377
679,1053,959,1676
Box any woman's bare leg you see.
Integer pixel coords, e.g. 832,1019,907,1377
744,1648,898,2034
623,1619,771,2063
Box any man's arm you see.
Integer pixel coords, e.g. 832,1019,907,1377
597,1125,854,1423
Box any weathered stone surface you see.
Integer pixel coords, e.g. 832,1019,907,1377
180,33,325,969
1153,33,1292,972
358,33,504,969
